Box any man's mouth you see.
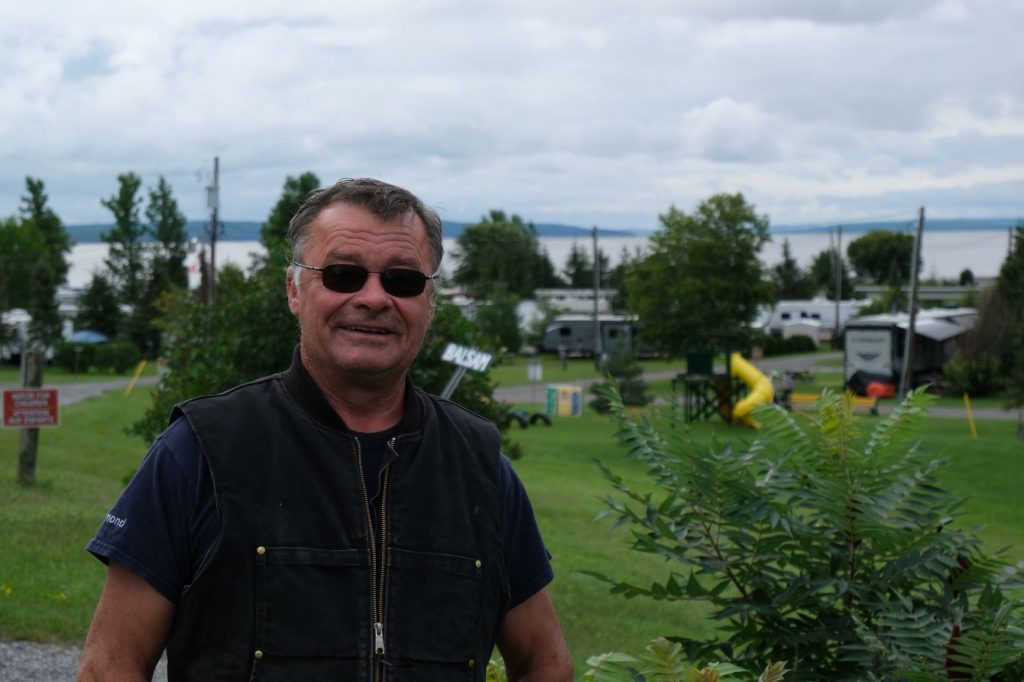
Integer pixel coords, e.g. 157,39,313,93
342,325,393,335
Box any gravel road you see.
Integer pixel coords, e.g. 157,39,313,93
0,640,168,681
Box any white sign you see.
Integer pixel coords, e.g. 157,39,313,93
441,343,494,373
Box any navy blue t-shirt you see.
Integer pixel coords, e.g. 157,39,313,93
87,417,553,609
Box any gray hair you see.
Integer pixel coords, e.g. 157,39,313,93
287,178,444,276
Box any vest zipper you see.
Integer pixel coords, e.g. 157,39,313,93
355,436,395,682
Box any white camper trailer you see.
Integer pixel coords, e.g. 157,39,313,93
767,298,865,344
0,308,32,362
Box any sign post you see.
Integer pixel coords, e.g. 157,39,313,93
6,350,56,485
439,343,494,400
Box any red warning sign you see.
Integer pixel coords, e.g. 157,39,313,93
2,388,61,428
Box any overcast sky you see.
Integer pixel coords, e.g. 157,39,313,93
2,0,1022,231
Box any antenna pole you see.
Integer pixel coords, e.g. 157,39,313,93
207,156,220,304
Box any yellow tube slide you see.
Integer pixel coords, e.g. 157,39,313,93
729,352,774,428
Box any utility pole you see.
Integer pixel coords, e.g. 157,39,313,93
834,224,842,345
899,207,925,399
206,156,220,304
592,225,602,371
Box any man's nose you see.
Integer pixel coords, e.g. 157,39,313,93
351,272,392,308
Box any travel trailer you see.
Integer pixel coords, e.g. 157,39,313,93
539,314,643,356
844,307,976,393
764,298,865,344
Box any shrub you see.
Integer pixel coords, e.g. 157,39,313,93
52,341,95,373
589,346,651,414
758,334,818,357
51,339,139,374
587,386,1024,680
93,339,141,374
943,351,1004,397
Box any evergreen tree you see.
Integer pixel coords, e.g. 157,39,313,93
145,176,189,291
20,178,71,346
562,241,610,289
101,173,147,307
771,238,814,300
75,273,123,338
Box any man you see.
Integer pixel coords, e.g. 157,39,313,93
79,178,572,681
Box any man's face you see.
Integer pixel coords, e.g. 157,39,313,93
288,202,436,388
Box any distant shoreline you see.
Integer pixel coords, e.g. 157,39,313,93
63,217,1021,245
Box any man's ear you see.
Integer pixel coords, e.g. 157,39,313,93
287,268,301,315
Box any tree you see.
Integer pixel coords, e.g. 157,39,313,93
145,176,189,291
101,173,147,307
453,210,563,298
808,248,854,301
260,171,321,266
846,230,915,286
996,223,1024,437
0,216,44,311
770,238,814,300
75,273,123,338
562,241,610,289
624,193,773,357
473,285,522,354
19,178,71,346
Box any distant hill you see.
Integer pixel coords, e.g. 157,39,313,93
65,219,639,244
770,217,1021,235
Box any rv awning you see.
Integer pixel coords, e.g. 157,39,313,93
897,318,971,342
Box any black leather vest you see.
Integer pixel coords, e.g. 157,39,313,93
164,359,509,681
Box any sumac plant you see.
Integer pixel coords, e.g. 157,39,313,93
587,387,1024,680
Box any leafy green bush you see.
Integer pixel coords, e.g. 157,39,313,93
943,351,1004,397
51,339,140,374
584,638,787,681
589,346,651,414
588,387,1024,680
93,339,141,374
52,341,94,373
762,334,817,356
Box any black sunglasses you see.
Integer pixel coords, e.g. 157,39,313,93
292,262,439,298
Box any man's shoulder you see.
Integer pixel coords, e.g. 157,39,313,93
414,386,496,430
178,372,284,411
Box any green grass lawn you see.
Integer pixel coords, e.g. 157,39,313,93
490,355,685,388
0,388,153,641
2,387,1021,674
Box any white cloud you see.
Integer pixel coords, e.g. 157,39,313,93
0,0,1022,230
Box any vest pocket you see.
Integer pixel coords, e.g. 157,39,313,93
255,546,369,659
383,548,484,679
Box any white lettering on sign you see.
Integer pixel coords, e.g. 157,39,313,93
2,388,61,429
441,343,493,373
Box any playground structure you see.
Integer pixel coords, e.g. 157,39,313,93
673,350,774,427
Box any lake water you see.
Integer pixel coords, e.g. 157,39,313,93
66,231,1014,290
